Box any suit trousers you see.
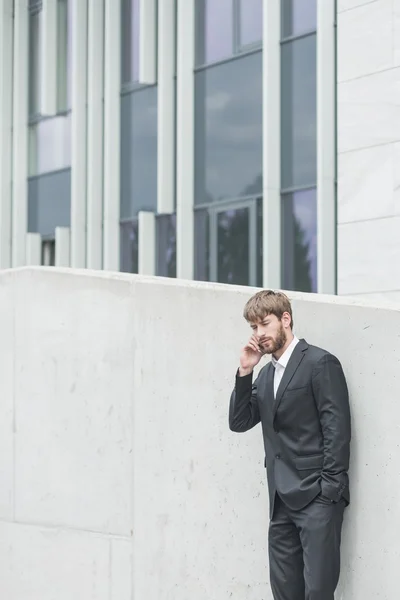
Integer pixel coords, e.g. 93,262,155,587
268,493,345,600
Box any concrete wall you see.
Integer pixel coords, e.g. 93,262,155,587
337,0,400,301
0,268,400,599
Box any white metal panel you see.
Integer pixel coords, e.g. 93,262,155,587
176,0,195,280
70,0,88,268
0,0,13,268
157,0,175,214
262,0,281,289
138,211,155,276
139,0,157,84
103,0,121,271
87,0,104,270
12,0,29,267
317,0,336,294
26,233,42,266
40,0,58,115
55,226,71,267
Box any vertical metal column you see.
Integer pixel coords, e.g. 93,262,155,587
40,0,58,115
70,0,88,268
157,0,175,214
12,0,29,267
26,233,42,266
262,0,281,289
139,0,157,84
87,0,104,270
0,0,13,268
138,211,156,275
55,226,71,267
176,0,195,280
317,0,336,294
103,0,121,271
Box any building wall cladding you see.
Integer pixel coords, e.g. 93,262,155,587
337,0,400,301
0,267,399,598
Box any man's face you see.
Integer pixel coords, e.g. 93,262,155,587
250,313,288,356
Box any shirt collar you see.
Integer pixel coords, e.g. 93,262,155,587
271,335,299,369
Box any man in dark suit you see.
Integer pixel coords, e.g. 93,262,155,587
229,290,351,600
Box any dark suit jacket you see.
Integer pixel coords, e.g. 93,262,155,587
229,339,351,517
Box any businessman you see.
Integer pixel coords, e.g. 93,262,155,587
229,290,351,600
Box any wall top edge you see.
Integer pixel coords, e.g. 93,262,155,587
1,267,399,314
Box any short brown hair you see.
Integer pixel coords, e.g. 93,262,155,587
243,290,293,329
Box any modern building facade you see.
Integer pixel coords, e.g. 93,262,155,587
0,0,398,301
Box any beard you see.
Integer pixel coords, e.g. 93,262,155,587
261,323,287,355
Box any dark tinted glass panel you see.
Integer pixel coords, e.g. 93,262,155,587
282,188,317,293
194,209,210,281
29,9,41,115
217,207,249,285
120,87,158,219
28,169,71,236
257,198,263,288
281,0,317,38
120,221,139,273
157,214,176,278
121,0,140,82
240,0,263,47
196,0,233,65
195,51,262,205
281,34,316,189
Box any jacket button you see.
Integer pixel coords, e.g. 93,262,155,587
275,454,280,459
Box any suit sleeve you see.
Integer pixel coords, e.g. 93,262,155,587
312,354,351,502
229,370,261,432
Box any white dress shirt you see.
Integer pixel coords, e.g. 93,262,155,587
271,336,299,397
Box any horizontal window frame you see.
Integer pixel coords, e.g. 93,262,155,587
28,166,71,182
194,193,261,212
28,108,71,126
281,183,317,196
194,44,261,73
281,29,316,45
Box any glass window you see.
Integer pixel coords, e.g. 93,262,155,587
195,51,262,205
239,0,263,47
196,0,233,65
281,34,317,190
29,8,41,116
281,0,317,38
156,214,176,278
57,0,70,111
217,207,249,285
194,210,210,282
120,221,139,273
121,0,140,83
281,188,317,293
120,86,158,220
28,169,71,236
29,114,72,176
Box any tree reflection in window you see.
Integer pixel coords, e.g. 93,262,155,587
120,220,139,274
157,214,176,278
217,208,249,285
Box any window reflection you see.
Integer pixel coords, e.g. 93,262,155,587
120,220,139,273
29,114,72,176
121,0,140,83
195,51,262,204
281,188,317,293
217,208,249,285
239,0,263,47
281,34,316,189
120,87,158,220
194,210,210,282
196,0,233,65
157,214,176,278
28,170,71,236
57,0,70,111
281,0,317,38
29,7,41,116
257,198,263,288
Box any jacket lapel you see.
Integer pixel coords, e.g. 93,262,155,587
272,339,308,418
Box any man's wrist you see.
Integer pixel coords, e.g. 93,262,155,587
238,366,253,377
